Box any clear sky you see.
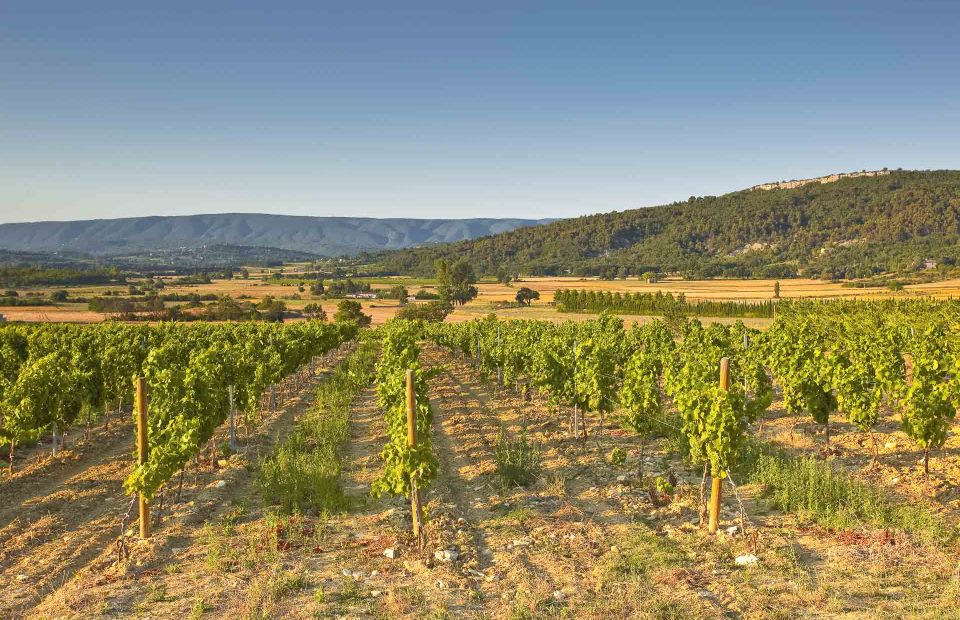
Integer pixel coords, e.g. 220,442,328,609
1,1,958,223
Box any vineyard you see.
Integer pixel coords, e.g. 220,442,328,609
441,299,960,472
1,301,959,618
428,301,958,531
0,321,358,585
0,322,357,492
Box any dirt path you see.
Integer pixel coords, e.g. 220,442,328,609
0,411,150,616
240,343,635,619
9,348,352,620
0,419,134,562
263,384,410,619
195,341,639,619
0,450,134,616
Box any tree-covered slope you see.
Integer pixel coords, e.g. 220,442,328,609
372,170,960,279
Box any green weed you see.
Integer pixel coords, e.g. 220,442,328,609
750,452,952,544
495,427,541,487
599,530,686,580
258,339,377,514
190,596,210,619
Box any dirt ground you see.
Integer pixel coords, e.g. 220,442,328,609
12,344,958,619
0,306,107,323
0,300,401,326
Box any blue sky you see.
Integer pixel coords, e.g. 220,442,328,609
1,1,958,223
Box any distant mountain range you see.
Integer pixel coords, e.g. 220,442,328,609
0,214,552,258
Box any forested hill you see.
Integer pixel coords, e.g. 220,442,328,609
0,214,551,258
372,170,960,279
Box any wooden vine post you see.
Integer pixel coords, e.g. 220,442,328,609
406,369,424,548
496,323,502,386
572,338,580,438
228,385,237,451
136,376,151,539
708,357,730,534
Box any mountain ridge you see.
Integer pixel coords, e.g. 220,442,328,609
0,213,553,258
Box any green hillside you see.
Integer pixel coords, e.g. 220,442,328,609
371,170,960,280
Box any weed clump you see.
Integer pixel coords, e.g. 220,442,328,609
258,339,377,514
609,447,627,466
751,452,952,544
494,427,541,487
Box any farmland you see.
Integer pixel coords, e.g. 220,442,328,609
4,270,960,327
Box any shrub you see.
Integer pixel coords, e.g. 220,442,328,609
303,303,327,321
334,299,371,327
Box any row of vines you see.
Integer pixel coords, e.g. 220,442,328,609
0,320,358,500
424,298,960,488
372,320,438,545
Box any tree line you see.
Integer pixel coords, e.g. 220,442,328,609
554,289,776,318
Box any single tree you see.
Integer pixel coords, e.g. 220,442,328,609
396,301,452,322
334,299,372,327
515,287,540,306
436,259,478,306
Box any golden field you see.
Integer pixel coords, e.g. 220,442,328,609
2,275,958,326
